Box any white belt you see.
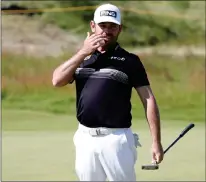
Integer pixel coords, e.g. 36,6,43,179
78,123,125,136
78,124,142,147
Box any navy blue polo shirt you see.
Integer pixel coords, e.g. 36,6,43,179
72,43,150,128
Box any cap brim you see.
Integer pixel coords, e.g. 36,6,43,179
94,17,121,25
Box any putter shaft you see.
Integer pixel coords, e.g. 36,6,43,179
141,123,195,170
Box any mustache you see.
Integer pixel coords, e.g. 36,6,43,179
105,35,115,39
104,33,113,37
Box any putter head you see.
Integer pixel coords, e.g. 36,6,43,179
141,162,159,170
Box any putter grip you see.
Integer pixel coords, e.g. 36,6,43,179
179,123,195,137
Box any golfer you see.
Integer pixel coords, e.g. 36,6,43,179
52,3,164,181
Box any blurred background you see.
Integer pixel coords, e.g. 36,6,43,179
1,0,205,181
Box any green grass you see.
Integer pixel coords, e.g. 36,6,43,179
2,109,205,181
2,52,205,122
2,1,205,179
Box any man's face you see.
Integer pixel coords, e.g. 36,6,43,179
90,21,122,47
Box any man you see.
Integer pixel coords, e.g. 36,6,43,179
52,3,164,181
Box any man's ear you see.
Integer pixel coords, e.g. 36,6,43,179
119,24,123,33
90,20,95,33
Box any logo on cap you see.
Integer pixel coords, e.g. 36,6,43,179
100,10,117,18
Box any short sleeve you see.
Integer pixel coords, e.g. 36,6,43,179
68,76,75,84
127,54,150,88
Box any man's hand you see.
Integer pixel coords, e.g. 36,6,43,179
79,32,108,56
151,141,164,164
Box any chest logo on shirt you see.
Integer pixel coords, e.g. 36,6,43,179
110,56,125,61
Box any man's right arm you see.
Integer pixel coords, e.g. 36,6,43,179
52,51,87,87
52,32,107,87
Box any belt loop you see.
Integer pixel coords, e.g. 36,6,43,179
96,129,100,135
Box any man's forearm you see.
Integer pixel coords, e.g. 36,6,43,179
52,50,87,87
145,97,161,143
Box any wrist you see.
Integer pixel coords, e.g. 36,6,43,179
77,49,90,57
152,138,161,144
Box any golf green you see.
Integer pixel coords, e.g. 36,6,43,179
2,109,205,181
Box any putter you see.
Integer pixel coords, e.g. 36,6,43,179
141,123,195,170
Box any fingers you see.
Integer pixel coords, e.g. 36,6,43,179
151,142,164,164
94,43,101,49
158,153,164,163
87,33,106,40
93,40,106,48
86,32,95,39
93,36,108,45
89,34,108,48
152,152,164,164
93,37,107,44
83,32,107,54
152,152,157,164
92,34,107,41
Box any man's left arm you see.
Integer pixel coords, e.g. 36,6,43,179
127,53,164,163
135,85,164,164
135,85,161,142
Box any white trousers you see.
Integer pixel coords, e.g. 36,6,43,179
73,124,138,181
